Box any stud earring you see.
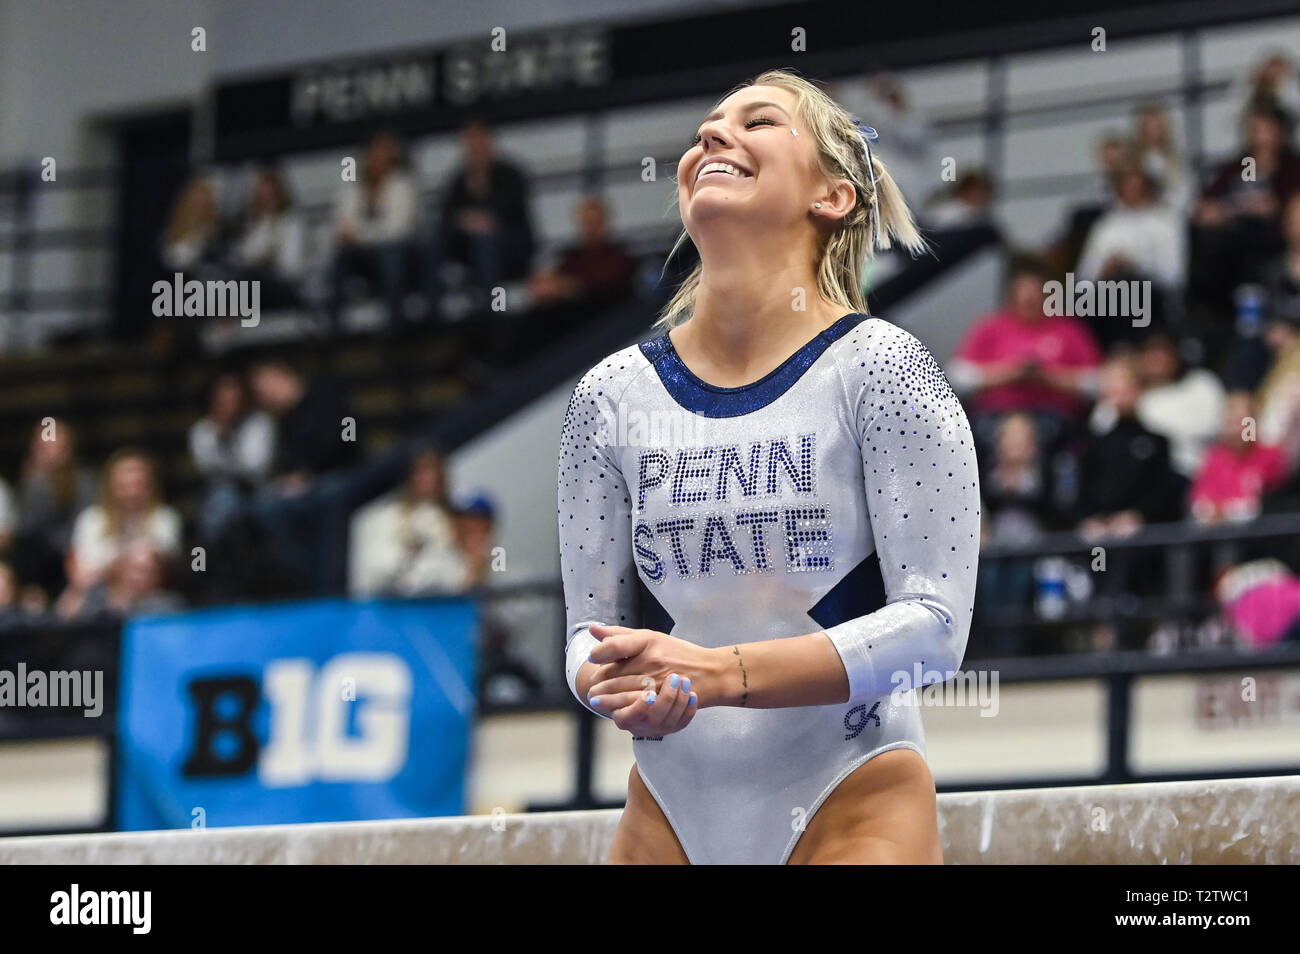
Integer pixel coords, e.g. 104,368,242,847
791,128,798,136
814,202,823,208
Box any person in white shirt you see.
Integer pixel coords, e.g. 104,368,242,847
348,446,471,598
1133,103,1194,214
61,450,182,613
1131,331,1226,480
231,167,306,310
1077,163,1186,291
327,131,419,332
190,372,275,543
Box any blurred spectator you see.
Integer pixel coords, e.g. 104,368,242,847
528,195,636,313
425,120,536,312
1264,192,1300,321
64,449,181,603
190,372,275,543
1212,558,1300,648
1051,131,1133,273
1228,52,1300,132
230,166,306,310
451,494,540,702
949,256,1103,455
1133,102,1193,212
0,476,14,557
11,419,97,595
1255,195,1300,470
921,169,995,230
1077,353,1183,538
1189,391,1288,525
57,540,184,620
1191,103,1300,307
837,74,935,206
328,131,418,331
973,410,1069,645
1132,330,1226,479
1199,103,1300,227
980,412,1068,544
161,175,224,275
453,495,496,590
249,358,360,490
0,561,44,626
1077,163,1186,292
248,357,361,593
349,446,469,597
0,562,19,626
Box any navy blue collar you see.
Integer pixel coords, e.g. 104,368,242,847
639,313,869,418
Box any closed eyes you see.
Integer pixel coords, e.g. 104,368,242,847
689,115,778,148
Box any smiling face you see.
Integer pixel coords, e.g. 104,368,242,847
678,85,849,239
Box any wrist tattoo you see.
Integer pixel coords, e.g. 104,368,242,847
731,645,749,707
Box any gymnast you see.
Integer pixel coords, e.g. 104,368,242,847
558,68,980,864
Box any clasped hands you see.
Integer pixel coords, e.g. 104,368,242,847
585,624,720,737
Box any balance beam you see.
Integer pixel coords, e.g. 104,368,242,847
1,776,1295,864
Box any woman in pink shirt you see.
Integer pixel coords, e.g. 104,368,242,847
949,255,1103,454
1190,391,1290,523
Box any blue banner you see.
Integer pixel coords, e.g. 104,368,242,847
116,597,477,831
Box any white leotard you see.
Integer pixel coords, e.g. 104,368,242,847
557,313,980,864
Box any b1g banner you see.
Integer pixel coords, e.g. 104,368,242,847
116,597,477,831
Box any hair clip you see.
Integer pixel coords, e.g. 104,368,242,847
851,118,883,246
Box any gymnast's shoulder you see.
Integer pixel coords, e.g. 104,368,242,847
566,341,655,412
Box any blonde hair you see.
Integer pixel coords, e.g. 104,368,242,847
98,448,162,536
656,68,926,330
165,176,217,246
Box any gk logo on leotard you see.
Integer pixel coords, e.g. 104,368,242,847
843,702,880,740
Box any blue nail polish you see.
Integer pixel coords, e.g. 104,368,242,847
647,692,657,705
689,694,697,706
668,674,680,689
682,678,692,693
589,697,600,707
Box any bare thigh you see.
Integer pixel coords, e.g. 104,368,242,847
787,748,943,865
607,764,690,865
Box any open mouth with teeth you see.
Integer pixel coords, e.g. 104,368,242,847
695,159,753,186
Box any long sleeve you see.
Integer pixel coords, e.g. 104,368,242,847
824,322,982,705
235,412,276,484
189,419,226,477
272,214,307,281
557,367,639,718
1150,210,1186,288
348,500,401,597
1075,215,1114,283
369,174,417,244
